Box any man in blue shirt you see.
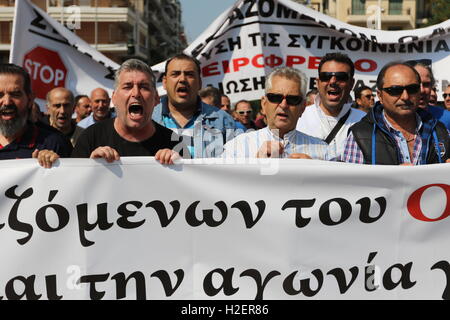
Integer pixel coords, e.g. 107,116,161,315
408,61,450,130
152,54,236,158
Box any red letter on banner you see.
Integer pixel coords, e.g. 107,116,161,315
202,62,221,77
286,56,306,67
407,184,450,222
308,56,321,69
232,57,250,72
354,59,377,72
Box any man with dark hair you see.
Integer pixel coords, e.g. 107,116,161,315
220,94,231,113
343,62,449,165
0,63,72,167
199,86,221,108
353,85,375,113
72,59,184,164
296,52,365,159
74,94,91,123
406,60,450,130
153,53,236,158
444,85,450,111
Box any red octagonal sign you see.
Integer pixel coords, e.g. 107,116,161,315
23,46,67,100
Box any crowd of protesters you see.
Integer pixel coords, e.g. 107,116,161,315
0,52,449,167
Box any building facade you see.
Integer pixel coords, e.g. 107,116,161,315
0,0,187,65
293,0,433,30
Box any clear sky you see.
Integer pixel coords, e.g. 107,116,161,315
179,0,239,44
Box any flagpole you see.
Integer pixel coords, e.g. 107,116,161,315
95,0,98,49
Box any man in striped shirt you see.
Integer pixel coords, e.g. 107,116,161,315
222,67,329,160
343,62,450,165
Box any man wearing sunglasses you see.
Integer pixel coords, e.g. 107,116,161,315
407,61,450,130
296,52,365,160
343,62,450,165
222,67,328,159
234,99,258,131
353,85,375,113
444,85,450,111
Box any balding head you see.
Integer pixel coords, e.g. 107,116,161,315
90,87,111,121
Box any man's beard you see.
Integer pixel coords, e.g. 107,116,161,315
0,105,28,138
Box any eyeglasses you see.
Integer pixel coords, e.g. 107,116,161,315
238,110,252,115
380,84,420,96
318,72,350,82
266,93,303,105
364,94,375,99
443,94,450,99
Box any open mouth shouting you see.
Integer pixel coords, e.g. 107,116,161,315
326,87,343,102
128,103,144,121
0,105,18,121
176,86,190,98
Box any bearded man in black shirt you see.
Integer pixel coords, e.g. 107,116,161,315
72,59,185,164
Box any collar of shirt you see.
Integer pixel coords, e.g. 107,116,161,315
381,110,423,135
0,123,38,151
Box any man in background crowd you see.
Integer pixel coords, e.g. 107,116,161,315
199,86,221,109
305,89,318,107
46,87,77,144
353,85,375,113
74,94,92,123
444,85,450,111
220,94,231,114
234,99,257,131
407,61,450,130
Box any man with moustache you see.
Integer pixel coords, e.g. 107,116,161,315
76,87,114,129
152,53,236,158
296,52,365,160
343,62,449,165
0,64,72,167
222,67,328,160
72,59,184,164
406,60,450,130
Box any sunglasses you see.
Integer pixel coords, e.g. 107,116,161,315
443,94,450,99
318,72,350,82
237,110,252,115
266,93,303,105
380,84,420,96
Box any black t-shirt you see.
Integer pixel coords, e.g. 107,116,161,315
0,122,73,160
71,118,184,158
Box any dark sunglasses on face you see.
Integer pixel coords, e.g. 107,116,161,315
318,72,350,82
238,110,252,115
266,93,303,105
380,84,420,96
443,94,450,99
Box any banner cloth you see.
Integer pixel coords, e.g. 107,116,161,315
9,0,119,109
153,0,450,101
0,158,449,300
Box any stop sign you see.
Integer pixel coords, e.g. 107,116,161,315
23,46,68,100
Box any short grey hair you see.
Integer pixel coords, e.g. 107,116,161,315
265,67,307,97
114,59,156,90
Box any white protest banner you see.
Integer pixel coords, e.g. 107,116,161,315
0,158,449,300
153,0,450,101
9,0,119,110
